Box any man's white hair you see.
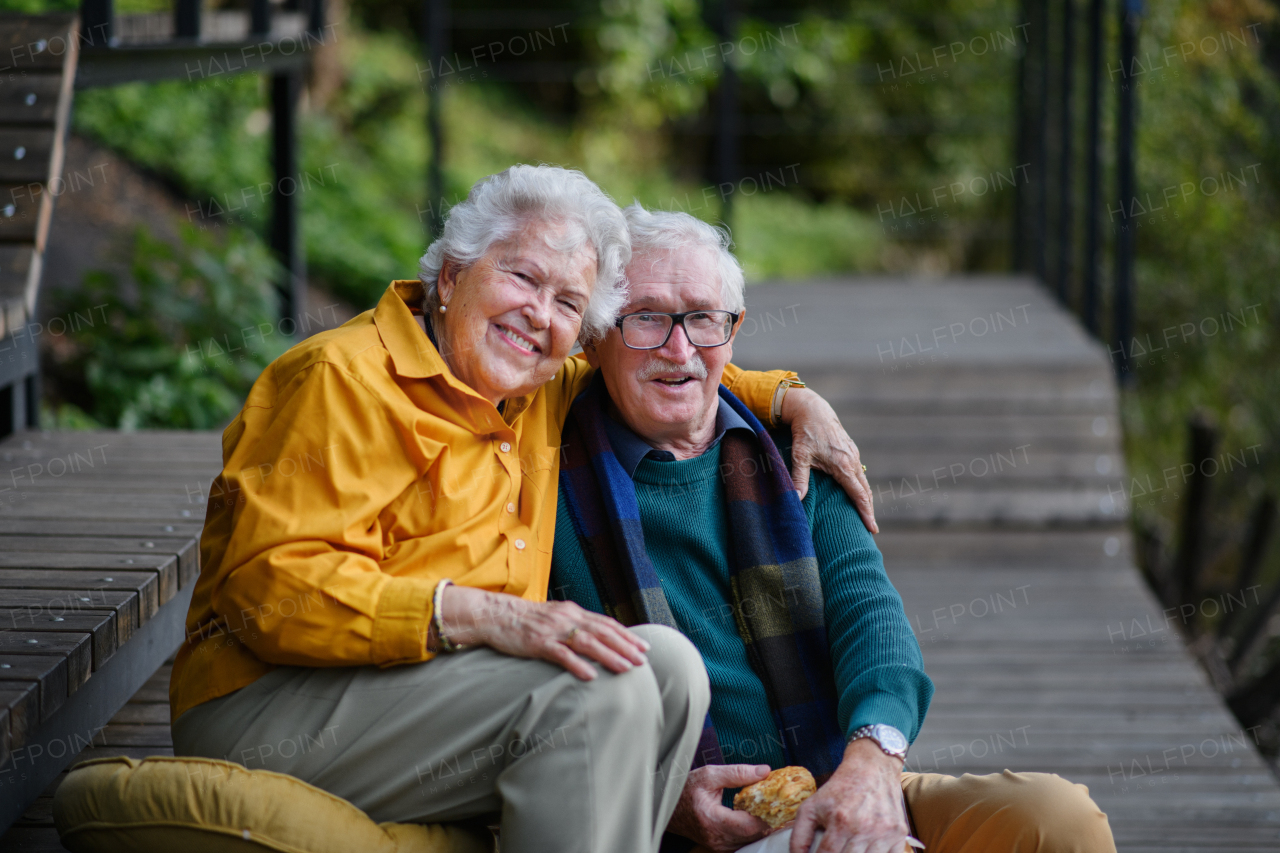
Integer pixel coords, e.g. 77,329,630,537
622,203,746,313
418,165,630,343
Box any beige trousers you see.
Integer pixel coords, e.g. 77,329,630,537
682,770,1116,853
900,770,1117,853
173,624,709,853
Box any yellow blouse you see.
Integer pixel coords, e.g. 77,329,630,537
170,280,795,721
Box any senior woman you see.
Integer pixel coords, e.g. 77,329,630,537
170,165,871,853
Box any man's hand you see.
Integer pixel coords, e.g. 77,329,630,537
780,387,878,533
668,764,774,853
438,585,649,680
790,739,906,853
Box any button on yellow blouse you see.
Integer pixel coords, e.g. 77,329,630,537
170,280,796,722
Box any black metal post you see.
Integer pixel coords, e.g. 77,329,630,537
24,372,38,428
251,0,271,37
423,0,448,240
1171,414,1217,610
1012,0,1032,271
79,0,114,48
308,0,326,35
174,0,201,40
1033,0,1050,284
272,72,305,332
1228,655,1280,729
1112,0,1140,380
1082,0,1105,334
713,0,740,229
1219,493,1275,642
1055,0,1077,304
1229,574,1280,676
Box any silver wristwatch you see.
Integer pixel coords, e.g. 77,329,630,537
850,724,908,760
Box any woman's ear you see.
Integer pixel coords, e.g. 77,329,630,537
437,262,458,307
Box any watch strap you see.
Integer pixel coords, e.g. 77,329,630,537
850,724,908,760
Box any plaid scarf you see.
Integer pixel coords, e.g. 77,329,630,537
558,375,846,777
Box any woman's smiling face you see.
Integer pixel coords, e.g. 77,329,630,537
435,219,598,405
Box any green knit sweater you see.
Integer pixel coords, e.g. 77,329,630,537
549,440,932,769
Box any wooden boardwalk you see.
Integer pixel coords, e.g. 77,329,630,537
734,276,1280,849
3,275,1279,849
0,431,218,850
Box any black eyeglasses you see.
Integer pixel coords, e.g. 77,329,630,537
615,310,741,350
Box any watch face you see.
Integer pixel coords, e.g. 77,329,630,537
873,725,908,754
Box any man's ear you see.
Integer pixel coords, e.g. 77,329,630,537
720,308,746,362
582,341,601,368
728,308,747,343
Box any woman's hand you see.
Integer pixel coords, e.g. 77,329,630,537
668,765,774,853
780,387,878,533
437,584,649,680
790,739,907,853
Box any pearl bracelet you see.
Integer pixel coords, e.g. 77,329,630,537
432,579,470,653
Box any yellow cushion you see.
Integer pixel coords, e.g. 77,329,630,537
53,756,492,853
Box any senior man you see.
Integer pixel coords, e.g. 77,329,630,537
549,204,1117,853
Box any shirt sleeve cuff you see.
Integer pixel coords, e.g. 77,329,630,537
722,367,799,421
371,574,437,664
847,690,923,745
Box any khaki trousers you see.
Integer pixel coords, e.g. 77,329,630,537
173,624,709,853
900,770,1117,853
684,770,1116,853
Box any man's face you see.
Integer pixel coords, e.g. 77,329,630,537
587,246,742,444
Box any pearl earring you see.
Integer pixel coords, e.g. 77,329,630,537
439,304,447,313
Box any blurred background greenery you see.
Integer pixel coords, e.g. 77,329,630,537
3,0,1279,688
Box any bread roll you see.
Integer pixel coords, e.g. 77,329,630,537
732,766,817,829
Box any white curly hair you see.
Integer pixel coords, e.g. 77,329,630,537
622,203,746,313
418,165,631,343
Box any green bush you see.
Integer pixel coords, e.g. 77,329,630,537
44,226,288,430
1121,0,1280,577
72,29,432,311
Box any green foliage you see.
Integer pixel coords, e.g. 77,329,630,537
72,29,431,311
577,0,1025,271
0,0,75,12
45,226,288,430
733,193,882,281
1120,0,1280,569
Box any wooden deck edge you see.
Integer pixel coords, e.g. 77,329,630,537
0,582,191,833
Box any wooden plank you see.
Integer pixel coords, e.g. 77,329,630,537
0,653,66,721
0,631,89,691
0,74,61,124
0,589,138,647
0,682,36,752
131,664,171,704
14,794,53,826
0,183,38,241
0,518,202,539
0,702,8,768
0,15,77,72
71,745,173,762
0,609,117,670
107,701,167,725
0,129,53,185
0,243,31,297
0,570,158,621
99,723,171,748
0,536,194,589
0,552,177,606
0,826,67,851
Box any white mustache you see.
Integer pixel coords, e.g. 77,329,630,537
637,354,708,382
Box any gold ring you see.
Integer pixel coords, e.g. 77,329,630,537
562,626,581,643
862,464,868,473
